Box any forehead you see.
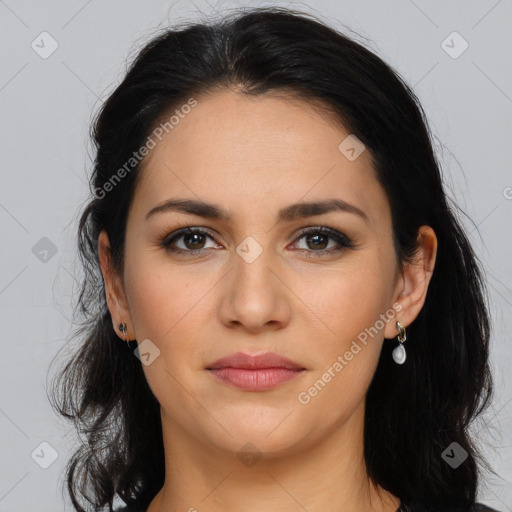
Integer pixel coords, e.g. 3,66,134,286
130,89,389,227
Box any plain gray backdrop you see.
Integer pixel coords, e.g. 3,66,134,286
0,0,511,511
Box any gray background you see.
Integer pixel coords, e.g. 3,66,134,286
0,0,511,510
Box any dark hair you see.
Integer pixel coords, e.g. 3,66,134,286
48,6,496,511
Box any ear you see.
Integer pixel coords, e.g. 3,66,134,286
98,229,134,341
384,225,438,339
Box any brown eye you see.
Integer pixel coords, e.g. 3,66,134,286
160,227,218,254
292,227,354,257
304,232,329,250
181,232,207,250
159,226,354,258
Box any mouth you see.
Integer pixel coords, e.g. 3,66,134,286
205,352,306,391
206,367,305,391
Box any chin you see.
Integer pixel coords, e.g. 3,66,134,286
208,419,311,455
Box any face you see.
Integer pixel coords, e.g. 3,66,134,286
101,89,412,458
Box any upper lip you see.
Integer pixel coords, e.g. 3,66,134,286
206,352,305,370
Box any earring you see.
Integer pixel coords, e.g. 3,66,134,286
118,322,129,343
392,321,407,364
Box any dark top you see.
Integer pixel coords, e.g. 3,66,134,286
115,499,502,511
398,502,501,511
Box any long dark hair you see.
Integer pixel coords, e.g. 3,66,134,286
48,6,495,511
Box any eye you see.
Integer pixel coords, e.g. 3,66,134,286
158,225,354,257
159,226,219,254
291,226,355,257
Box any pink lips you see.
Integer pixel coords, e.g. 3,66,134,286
206,352,306,391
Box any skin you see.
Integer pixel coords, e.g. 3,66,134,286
99,89,437,512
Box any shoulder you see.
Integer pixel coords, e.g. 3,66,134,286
400,501,503,512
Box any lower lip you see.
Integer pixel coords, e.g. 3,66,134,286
207,367,305,391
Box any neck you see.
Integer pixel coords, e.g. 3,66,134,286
147,400,400,512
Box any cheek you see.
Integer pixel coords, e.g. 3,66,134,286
124,246,203,340
303,256,392,342
123,259,208,409
297,292,384,428
294,258,391,413
123,251,218,379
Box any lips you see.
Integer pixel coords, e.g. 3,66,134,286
206,351,305,371
206,352,306,391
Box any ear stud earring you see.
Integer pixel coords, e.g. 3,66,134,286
118,322,129,343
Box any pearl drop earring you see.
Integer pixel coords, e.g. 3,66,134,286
392,321,407,364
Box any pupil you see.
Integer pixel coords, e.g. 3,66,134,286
308,233,327,250
186,233,204,249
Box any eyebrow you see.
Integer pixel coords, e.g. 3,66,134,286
145,198,369,224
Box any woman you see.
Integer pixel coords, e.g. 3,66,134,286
49,6,501,512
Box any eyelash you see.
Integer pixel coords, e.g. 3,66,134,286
158,225,355,258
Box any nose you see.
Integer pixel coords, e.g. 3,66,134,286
218,247,292,334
